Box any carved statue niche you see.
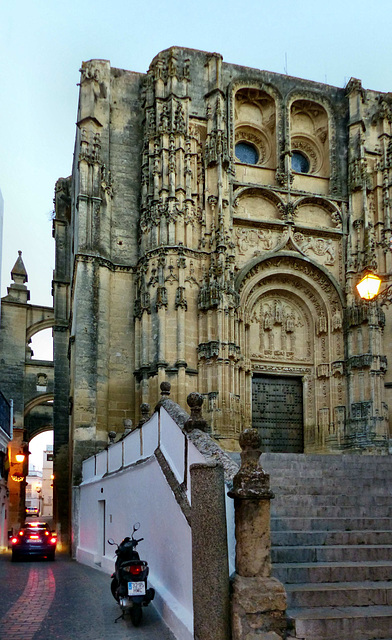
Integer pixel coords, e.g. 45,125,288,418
253,295,309,362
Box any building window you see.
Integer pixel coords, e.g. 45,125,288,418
235,141,259,165
291,151,310,174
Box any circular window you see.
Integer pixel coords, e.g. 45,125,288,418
291,151,310,174
235,142,259,165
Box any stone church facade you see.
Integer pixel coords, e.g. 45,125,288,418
54,47,392,484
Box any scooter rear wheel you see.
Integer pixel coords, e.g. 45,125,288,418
130,604,143,627
110,577,119,602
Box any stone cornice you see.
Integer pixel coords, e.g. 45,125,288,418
74,253,136,273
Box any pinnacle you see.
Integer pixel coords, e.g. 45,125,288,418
11,250,28,283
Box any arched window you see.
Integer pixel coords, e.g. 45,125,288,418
235,141,259,165
290,99,330,177
29,328,53,361
291,151,310,174
234,87,276,169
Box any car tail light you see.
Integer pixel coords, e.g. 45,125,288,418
18,531,24,536
125,564,143,576
29,534,40,540
49,537,57,544
11,537,19,544
45,531,49,536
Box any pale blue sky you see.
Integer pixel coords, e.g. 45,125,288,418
1,0,391,306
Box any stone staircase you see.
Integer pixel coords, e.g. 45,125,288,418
262,453,392,640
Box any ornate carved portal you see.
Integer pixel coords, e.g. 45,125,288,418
239,255,346,453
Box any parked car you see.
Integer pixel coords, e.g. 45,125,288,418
11,522,57,561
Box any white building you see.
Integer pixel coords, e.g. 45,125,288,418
41,445,53,519
25,467,42,515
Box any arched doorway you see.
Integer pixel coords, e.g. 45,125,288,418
237,253,345,453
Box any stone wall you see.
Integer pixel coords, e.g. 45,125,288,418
0,253,54,533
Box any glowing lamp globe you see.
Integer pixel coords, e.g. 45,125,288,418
356,273,382,300
15,453,25,463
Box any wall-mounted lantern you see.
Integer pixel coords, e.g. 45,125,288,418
10,450,27,482
356,272,382,301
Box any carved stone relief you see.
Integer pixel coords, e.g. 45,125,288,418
235,226,277,255
240,256,342,311
293,232,336,265
249,294,311,363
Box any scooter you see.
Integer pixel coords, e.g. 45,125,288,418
108,522,155,626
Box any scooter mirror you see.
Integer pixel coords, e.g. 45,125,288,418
107,538,115,545
133,522,140,533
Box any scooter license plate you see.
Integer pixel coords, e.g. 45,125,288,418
128,582,146,596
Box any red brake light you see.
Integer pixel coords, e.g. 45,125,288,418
11,537,18,544
19,531,24,536
49,537,57,544
45,531,49,536
29,534,40,539
128,564,143,576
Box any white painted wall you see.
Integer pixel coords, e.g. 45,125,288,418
77,407,236,639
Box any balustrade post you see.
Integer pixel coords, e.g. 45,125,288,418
229,429,287,640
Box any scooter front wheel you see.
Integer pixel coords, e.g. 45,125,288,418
130,604,143,627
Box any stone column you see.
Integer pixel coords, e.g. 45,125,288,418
229,429,287,640
190,460,230,640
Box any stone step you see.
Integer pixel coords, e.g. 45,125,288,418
286,605,392,640
265,460,392,469
266,466,392,474
285,581,392,608
287,637,392,640
264,453,392,639
230,452,392,472
261,452,392,466
270,517,392,532
272,530,392,547
270,483,392,497
271,503,392,518
272,493,392,506
267,470,392,480
272,545,392,564
273,561,392,584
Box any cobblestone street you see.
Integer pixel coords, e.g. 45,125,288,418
0,551,176,640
